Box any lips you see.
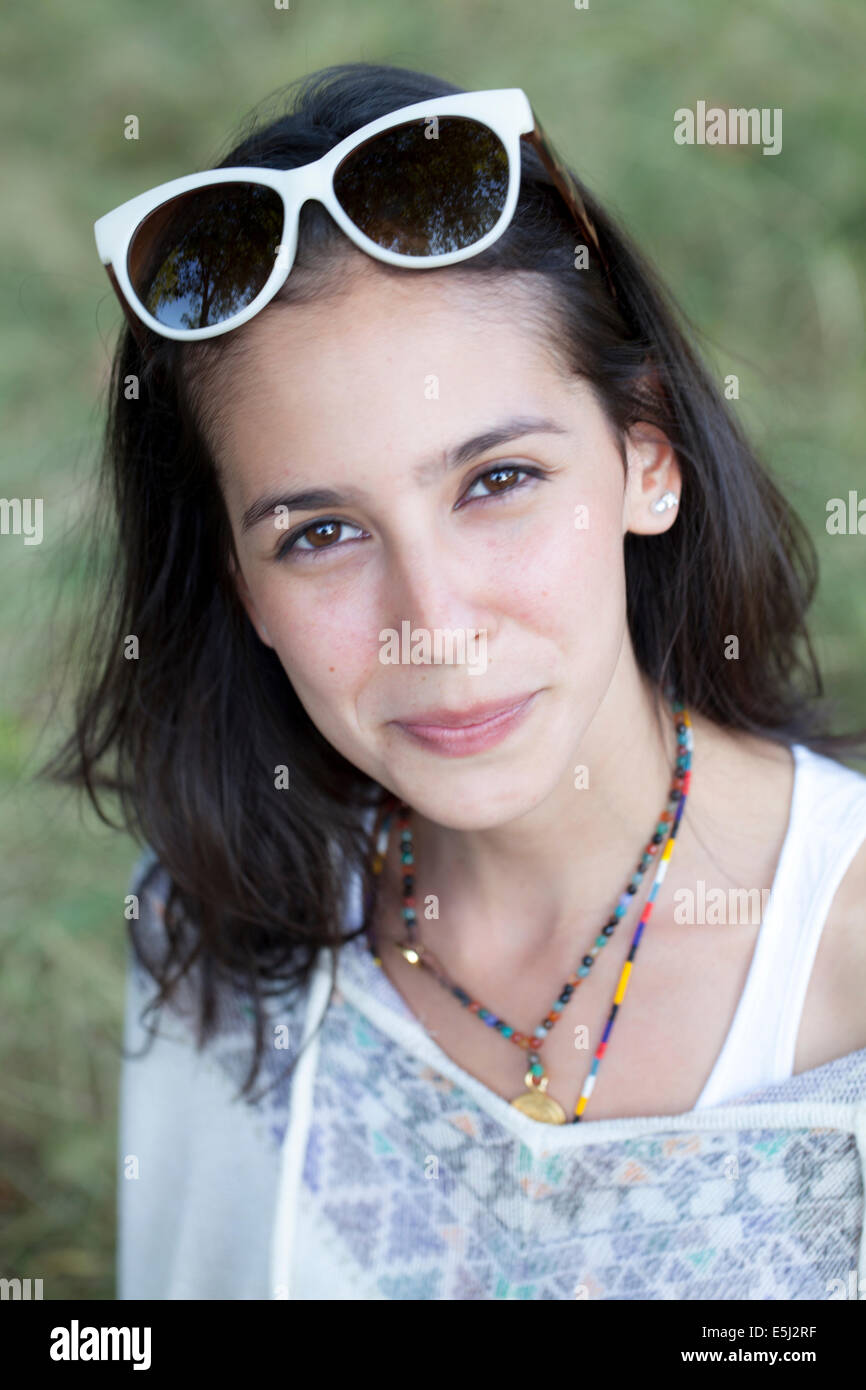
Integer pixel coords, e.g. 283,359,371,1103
391,691,538,730
388,691,540,758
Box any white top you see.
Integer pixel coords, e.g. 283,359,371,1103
119,741,866,1300
694,741,866,1106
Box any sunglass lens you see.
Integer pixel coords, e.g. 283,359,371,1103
333,116,508,256
127,183,284,330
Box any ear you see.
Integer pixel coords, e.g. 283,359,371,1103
621,421,682,536
228,552,274,649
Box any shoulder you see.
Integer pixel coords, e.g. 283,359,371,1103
122,846,200,1043
690,720,866,1065
127,847,171,958
791,747,866,1067
814,817,866,1008
791,743,866,918
125,846,199,1000
829,827,866,920
122,844,318,1063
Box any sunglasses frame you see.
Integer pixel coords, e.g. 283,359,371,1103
94,87,614,352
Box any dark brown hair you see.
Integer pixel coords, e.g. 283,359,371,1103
41,61,865,1098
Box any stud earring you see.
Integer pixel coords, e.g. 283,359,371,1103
652,491,679,513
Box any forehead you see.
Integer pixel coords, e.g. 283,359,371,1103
194,261,580,499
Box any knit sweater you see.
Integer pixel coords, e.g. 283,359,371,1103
117,745,866,1301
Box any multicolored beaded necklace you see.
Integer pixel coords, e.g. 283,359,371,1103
364,701,693,1124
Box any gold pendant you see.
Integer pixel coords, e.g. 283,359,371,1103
510,1070,568,1124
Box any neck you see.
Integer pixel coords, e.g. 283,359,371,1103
386,672,686,973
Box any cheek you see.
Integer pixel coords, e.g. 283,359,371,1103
255,580,382,769
253,572,378,702
477,485,627,648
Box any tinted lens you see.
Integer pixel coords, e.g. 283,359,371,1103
127,182,284,330
332,116,508,257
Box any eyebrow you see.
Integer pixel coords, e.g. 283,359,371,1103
239,415,569,534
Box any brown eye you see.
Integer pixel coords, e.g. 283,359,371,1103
481,466,521,492
462,464,538,504
303,521,342,549
277,518,366,561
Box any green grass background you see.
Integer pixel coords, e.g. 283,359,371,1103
1,0,864,1299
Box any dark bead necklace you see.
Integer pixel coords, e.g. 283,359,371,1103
365,701,693,1123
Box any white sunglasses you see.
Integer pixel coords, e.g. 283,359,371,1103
94,87,614,350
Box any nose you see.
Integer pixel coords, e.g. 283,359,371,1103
382,526,497,654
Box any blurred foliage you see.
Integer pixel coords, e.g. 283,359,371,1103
0,0,863,1299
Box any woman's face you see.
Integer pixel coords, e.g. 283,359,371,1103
214,257,679,828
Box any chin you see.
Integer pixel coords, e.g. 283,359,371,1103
385,747,568,831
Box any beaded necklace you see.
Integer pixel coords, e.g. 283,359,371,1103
365,701,693,1123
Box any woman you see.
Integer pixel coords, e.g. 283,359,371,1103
48,61,866,1300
